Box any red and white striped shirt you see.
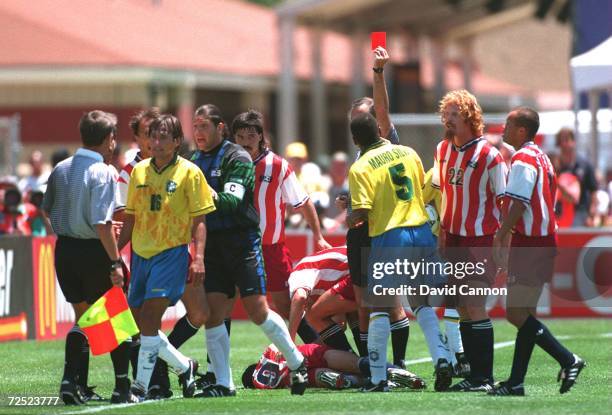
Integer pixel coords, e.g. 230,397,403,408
432,137,507,236
254,150,309,245
115,152,143,211
505,142,557,236
288,246,349,298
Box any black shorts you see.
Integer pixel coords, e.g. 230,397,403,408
347,223,371,288
204,228,266,298
55,236,112,304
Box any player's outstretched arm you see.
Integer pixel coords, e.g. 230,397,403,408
288,288,309,341
373,46,392,139
95,221,123,287
117,213,134,252
297,199,331,251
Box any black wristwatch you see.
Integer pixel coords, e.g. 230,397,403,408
110,259,122,271
373,67,384,73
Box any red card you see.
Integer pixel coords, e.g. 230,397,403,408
371,32,386,50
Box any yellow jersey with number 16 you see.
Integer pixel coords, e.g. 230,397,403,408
349,141,428,237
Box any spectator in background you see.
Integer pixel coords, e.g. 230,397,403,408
324,152,349,227
586,169,611,227
285,141,330,195
550,151,581,229
485,133,514,168
51,148,71,168
18,150,48,195
556,128,597,226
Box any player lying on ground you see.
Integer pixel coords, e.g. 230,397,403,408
242,343,426,391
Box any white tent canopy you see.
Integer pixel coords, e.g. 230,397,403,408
571,36,612,93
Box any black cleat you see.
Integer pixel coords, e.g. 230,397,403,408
80,385,106,402
147,384,173,400
195,371,217,390
290,362,308,395
387,367,426,390
487,380,525,396
178,360,199,398
558,354,586,394
453,352,471,378
110,388,141,404
129,382,147,402
60,380,85,406
448,378,493,392
360,380,389,392
434,359,453,392
194,384,237,398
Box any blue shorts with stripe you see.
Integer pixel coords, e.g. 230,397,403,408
204,228,266,298
128,244,189,308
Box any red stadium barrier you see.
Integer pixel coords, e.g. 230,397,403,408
0,228,609,343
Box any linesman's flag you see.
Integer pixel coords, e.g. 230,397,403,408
78,286,139,355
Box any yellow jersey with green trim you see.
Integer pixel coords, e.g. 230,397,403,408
349,141,428,237
422,168,441,237
126,155,216,259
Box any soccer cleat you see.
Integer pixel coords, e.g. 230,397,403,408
80,385,106,402
448,378,493,392
453,353,471,378
360,380,389,392
558,354,586,394
387,367,426,390
194,384,237,398
110,388,142,404
60,380,85,405
129,382,147,402
290,362,308,395
316,370,354,390
195,371,217,390
434,358,453,392
178,359,199,398
147,384,173,400
487,381,525,396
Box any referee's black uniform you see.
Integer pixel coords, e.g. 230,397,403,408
43,110,132,405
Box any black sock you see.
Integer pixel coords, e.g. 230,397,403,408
150,359,169,389
168,315,199,349
319,323,354,352
390,318,410,366
130,338,140,379
297,318,319,343
110,341,131,391
508,316,539,385
358,331,369,357
469,319,494,382
76,336,90,388
531,315,574,368
62,326,87,383
459,321,474,379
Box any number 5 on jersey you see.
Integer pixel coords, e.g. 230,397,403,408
388,164,413,201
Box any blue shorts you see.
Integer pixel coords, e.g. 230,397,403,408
128,245,189,308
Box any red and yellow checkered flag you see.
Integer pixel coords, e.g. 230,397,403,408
77,286,139,355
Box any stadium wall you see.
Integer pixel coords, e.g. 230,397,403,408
0,230,610,343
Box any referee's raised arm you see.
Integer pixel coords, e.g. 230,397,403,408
42,110,133,404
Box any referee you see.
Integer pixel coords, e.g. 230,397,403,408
43,110,135,405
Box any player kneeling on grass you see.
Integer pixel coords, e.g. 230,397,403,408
118,114,216,400
242,343,426,391
489,107,585,396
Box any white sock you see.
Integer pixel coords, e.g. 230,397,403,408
206,324,232,389
368,312,390,384
157,331,189,374
136,335,161,391
258,310,304,370
443,308,463,363
415,306,449,365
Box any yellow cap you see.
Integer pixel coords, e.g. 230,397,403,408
285,142,308,159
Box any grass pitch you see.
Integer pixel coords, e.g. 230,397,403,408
1,318,610,415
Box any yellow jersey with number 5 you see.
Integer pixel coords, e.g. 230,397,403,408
349,141,428,237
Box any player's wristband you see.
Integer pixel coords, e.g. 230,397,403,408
372,67,384,73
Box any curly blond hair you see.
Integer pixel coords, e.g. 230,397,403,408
438,89,484,137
